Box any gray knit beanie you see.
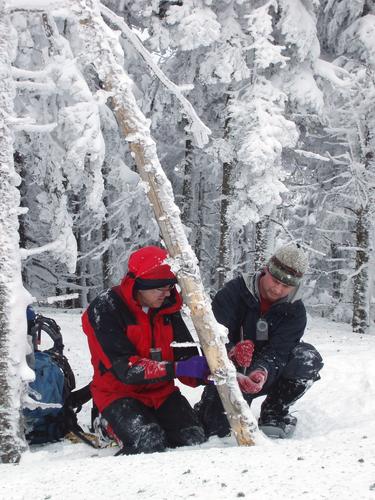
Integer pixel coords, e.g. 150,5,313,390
267,243,308,286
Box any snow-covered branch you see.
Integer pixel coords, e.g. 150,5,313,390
6,0,68,10
9,117,57,132
14,80,57,94
20,240,66,259
20,228,77,273
314,58,352,88
294,149,331,162
99,3,211,148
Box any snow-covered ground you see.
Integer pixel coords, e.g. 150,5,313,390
1,310,375,500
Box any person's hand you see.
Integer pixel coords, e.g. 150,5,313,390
175,355,210,379
228,340,254,368
237,369,267,394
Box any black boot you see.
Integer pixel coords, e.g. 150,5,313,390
194,385,231,438
259,377,312,438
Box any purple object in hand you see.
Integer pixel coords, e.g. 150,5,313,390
175,355,210,379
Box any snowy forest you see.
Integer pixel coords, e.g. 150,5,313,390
1,0,375,466
2,0,375,330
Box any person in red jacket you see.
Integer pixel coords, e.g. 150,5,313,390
82,246,209,454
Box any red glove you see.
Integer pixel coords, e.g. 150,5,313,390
237,369,268,394
228,340,254,368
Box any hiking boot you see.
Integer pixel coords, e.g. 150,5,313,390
258,413,297,439
194,386,231,438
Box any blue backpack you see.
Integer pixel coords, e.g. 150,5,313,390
24,309,89,445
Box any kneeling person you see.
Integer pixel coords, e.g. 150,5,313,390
196,243,323,439
83,246,209,454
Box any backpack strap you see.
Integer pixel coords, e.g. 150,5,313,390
68,383,92,409
30,315,64,354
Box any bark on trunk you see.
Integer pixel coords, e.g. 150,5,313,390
352,207,370,334
254,217,270,270
330,243,343,301
181,128,194,227
217,100,233,289
255,215,275,272
71,0,262,445
218,159,232,289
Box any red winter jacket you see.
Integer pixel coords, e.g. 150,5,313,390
82,248,199,412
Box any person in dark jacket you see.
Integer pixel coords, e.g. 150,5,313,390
82,246,209,454
196,243,323,439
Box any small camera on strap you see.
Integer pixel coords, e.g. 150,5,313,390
256,318,268,341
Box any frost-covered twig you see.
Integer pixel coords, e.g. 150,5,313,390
269,219,326,256
44,293,79,304
9,117,57,133
294,149,331,162
170,341,200,348
99,3,211,148
14,80,57,94
20,228,77,273
20,240,64,259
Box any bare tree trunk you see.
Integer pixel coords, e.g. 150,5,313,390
331,243,343,301
181,128,194,227
101,162,112,290
70,0,262,445
218,160,232,288
255,216,271,270
352,206,370,333
218,100,233,288
194,171,204,264
0,4,28,463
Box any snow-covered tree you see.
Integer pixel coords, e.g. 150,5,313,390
314,0,375,332
0,1,32,463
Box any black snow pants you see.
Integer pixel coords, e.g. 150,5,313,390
102,389,206,454
195,342,324,438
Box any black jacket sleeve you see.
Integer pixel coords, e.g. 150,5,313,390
212,277,247,342
87,290,174,385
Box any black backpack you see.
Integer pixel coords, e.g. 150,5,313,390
24,310,92,445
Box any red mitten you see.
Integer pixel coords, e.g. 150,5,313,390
237,369,268,394
228,340,254,368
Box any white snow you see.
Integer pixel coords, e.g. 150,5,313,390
1,310,374,499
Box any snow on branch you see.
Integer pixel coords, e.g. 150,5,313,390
314,58,351,88
99,3,211,148
8,117,57,133
6,0,68,10
20,227,77,273
20,240,65,258
14,80,57,94
42,293,79,304
294,149,331,162
270,218,326,256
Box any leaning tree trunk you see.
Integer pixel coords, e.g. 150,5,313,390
0,5,30,463
70,0,263,445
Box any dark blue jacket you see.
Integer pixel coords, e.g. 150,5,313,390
212,274,307,384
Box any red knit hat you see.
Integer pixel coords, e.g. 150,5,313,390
128,246,177,289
